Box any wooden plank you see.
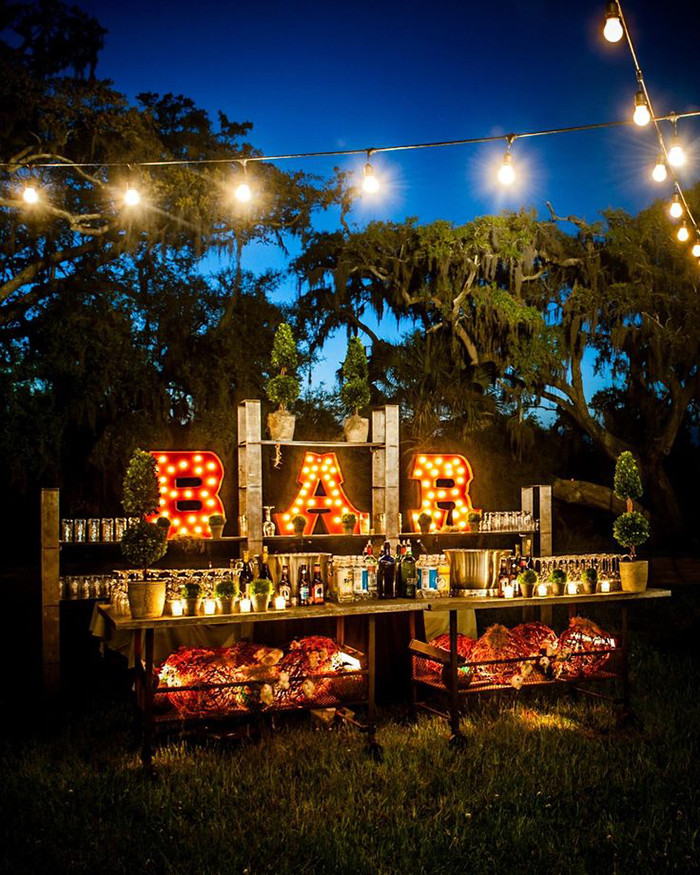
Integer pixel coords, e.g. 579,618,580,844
425,589,672,612
408,639,466,666
238,400,263,555
384,405,400,543
371,408,386,535
41,488,60,701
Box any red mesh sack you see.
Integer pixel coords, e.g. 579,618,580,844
557,616,616,679
470,624,526,685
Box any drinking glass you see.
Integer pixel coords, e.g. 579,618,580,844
101,518,114,542
114,518,127,540
74,519,86,542
87,519,100,542
61,519,74,543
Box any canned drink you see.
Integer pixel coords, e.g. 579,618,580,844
61,519,74,542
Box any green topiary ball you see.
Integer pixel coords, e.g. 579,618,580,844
120,519,167,570
613,511,650,552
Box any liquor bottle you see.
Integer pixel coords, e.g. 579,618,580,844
395,542,404,596
377,541,396,599
498,557,510,597
239,550,253,597
278,564,292,607
259,547,274,583
298,564,311,606
364,541,378,599
402,541,417,599
311,562,325,604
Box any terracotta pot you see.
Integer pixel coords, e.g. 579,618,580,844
251,593,270,612
267,409,296,441
209,524,224,539
343,413,369,442
127,579,166,620
619,560,648,592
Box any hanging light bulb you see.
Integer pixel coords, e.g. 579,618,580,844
363,154,379,194
497,139,516,185
692,239,700,258
669,193,683,219
234,160,252,202
124,183,140,207
22,182,39,204
651,155,667,182
668,134,686,168
677,222,690,243
603,1,623,42
633,90,650,126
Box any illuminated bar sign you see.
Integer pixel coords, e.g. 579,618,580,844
409,454,476,532
275,452,363,535
150,451,225,538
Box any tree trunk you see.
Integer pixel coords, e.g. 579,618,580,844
552,477,646,517
644,459,686,539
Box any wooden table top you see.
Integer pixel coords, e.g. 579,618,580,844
425,588,672,611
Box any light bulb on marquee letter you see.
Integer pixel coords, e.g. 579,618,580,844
149,451,225,538
409,454,477,532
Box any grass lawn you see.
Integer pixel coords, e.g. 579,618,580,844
1,637,699,875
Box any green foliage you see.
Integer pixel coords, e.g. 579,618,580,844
341,513,357,526
342,337,369,381
517,568,538,586
120,520,167,571
292,514,306,530
251,578,273,596
208,514,225,526
549,568,567,585
155,516,171,529
122,449,160,517
266,375,300,409
270,323,299,373
181,583,202,599
614,451,643,503
467,510,482,522
584,567,598,585
340,335,371,415
613,511,650,556
418,512,432,527
215,576,238,598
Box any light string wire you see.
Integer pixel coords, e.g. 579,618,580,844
615,0,699,238
2,110,699,170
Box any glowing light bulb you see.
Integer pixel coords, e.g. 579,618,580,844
668,137,686,168
22,183,39,204
651,156,667,182
603,2,623,42
692,241,700,258
124,184,140,207
669,194,683,219
363,162,379,194
633,91,650,126
235,181,252,202
677,222,690,242
497,150,515,185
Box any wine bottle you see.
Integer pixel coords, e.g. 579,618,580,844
311,562,325,604
278,564,292,607
402,541,417,598
377,541,396,599
298,564,311,606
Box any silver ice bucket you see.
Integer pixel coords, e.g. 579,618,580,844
444,549,511,590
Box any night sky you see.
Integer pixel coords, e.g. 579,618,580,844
77,0,700,393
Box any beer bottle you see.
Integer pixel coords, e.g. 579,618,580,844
311,562,325,605
298,564,311,606
278,564,292,607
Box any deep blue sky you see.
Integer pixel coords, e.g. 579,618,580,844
80,0,700,395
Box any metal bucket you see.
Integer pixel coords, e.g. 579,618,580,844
444,549,511,590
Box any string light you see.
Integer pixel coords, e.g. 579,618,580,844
651,155,667,182
669,193,683,219
234,160,252,202
692,238,700,258
497,137,516,185
603,1,624,42
124,183,140,207
22,182,39,204
668,127,686,167
362,153,379,194
677,222,689,242
633,90,650,126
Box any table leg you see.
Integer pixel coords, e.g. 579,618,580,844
408,612,418,718
141,628,155,770
448,609,466,748
618,605,638,728
365,614,382,760
336,615,345,646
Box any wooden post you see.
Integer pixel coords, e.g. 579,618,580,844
371,408,386,539
41,488,60,701
384,405,400,543
238,400,263,557
521,484,552,558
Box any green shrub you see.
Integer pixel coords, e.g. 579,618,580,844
614,511,651,555
252,578,273,596
292,514,306,531
122,449,160,517
267,323,300,411
583,567,598,585
120,520,167,571
181,582,202,600
155,516,171,529
208,514,225,526
340,338,370,415
612,452,649,559
341,512,357,527
614,451,643,503
215,576,238,598
418,512,432,528
267,374,300,409
549,568,567,585
517,568,538,587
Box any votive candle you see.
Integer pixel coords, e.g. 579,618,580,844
203,598,216,615
566,582,578,596
502,583,515,599
239,597,252,613
600,580,611,593
170,599,184,617
274,595,287,611
536,583,548,597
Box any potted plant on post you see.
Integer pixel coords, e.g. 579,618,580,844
208,513,225,539
120,449,169,619
613,451,651,592
340,337,371,442
266,322,300,441
417,512,432,535
251,578,273,612
215,575,238,614
341,512,357,535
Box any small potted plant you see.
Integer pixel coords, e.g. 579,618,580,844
181,582,202,615
341,512,357,535
215,575,238,614
612,451,651,592
120,449,169,619
517,567,538,598
417,511,432,535
208,513,225,539
251,578,273,612
340,337,371,442
548,568,567,596
266,322,300,441
582,566,597,595
467,510,482,531
156,516,172,538
292,513,307,536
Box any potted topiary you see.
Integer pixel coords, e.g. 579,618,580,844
120,449,169,619
517,568,538,598
156,516,171,538
417,511,432,535
292,513,306,536
340,337,371,442
215,575,238,614
251,578,273,612
208,513,225,539
181,582,202,616
266,323,300,441
548,568,567,596
613,451,651,592
341,512,357,535
467,510,482,531
582,566,597,595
